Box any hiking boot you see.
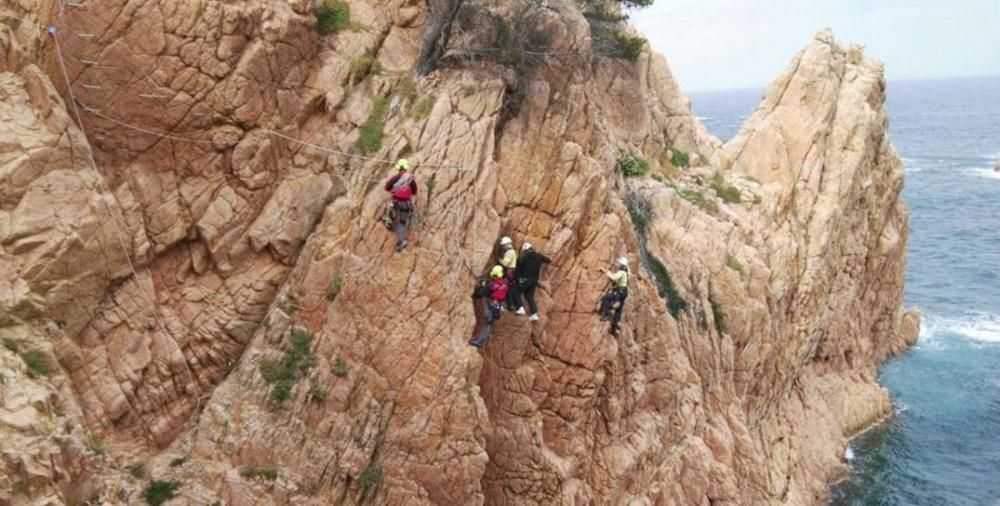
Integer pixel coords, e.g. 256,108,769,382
383,217,393,230
515,307,526,316
396,240,407,251
468,339,482,348
529,313,540,322
610,325,619,336
599,314,610,322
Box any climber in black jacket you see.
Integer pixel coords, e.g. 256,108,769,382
514,243,551,322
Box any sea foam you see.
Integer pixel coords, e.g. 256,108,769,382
921,312,1000,343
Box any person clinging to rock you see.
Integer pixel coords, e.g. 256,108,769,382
383,159,417,251
515,243,551,322
599,256,630,334
469,265,509,348
498,236,524,314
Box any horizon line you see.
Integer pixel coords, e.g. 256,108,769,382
684,73,1000,95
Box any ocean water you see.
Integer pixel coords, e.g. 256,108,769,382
689,76,1000,505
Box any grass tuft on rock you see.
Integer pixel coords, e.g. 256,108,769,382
647,255,688,318
169,456,188,467
709,290,725,335
332,358,349,378
3,338,19,353
309,384,328,403
350,53,381,83
411,94,436,121
90,435,107,456
326,277,343,302
669,148,690,168
22,349,51,378
399,78,417,105
357,98,388,154
127,463,146,479
726,256,744,274
316,0,351,35
258,328,314,405
360,465,383,491
241,467,279,481
143,480,181,506
711,175,742,204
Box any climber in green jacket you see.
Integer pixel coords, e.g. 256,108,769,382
599,256,630,333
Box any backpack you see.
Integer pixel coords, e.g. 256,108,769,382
391,173,414,200
471,276,491,299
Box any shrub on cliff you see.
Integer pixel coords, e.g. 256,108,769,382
357,98,388,154
360,465,383,491
316,1,351,35
647,255,688,318
143,480,181,506
669,148,690,168
241,467,279,481
258,328,315,405
22,349,51,378
619,153,651,177
711,175,742,204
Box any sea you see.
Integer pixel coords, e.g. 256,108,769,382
688,75,1000,506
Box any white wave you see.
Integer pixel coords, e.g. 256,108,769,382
921,312,1000,344
695,116,715,121
967,168,1000,180
905,166,924,173
844,446,855,461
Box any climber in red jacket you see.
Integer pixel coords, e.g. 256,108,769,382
469,266,508,348
383,159,418,251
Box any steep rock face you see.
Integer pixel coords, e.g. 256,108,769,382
0,1,916,505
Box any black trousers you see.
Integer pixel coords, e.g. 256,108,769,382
519,278,539,315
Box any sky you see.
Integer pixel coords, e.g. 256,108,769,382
630,0,1000,92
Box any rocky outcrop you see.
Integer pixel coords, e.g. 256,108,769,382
1,1,916,504
994,159,999,172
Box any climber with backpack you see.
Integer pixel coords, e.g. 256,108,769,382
515,243,551,322
599,256,630,334
383,159,417,251
498,236,524,314
469,265,509,348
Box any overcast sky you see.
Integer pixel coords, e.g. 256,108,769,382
630,0,1000,92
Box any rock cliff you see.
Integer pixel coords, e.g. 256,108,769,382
0,0,917,504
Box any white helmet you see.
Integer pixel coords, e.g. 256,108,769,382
521,242,533,252
617,256,629,268
500,236,513,247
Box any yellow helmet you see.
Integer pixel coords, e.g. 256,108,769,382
489,265,504,278
395,159,411,171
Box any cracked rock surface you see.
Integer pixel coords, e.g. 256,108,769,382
1,1,917,504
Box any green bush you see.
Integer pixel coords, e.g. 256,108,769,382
22,349,51,378
127,463,146,479
143,480,181,506
316,0,351,35
411,94,436,120
331,358,348,378
595,30,645,62
678,188,705,206
360,465,383,491
647,255,688,318
357,97,388,154
241,467,279,481
670,148,690,168
169,457,188,467
618,153,651,177
326,277,343,302
309,384,328,403
725,256,744,274
711,175,742,204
